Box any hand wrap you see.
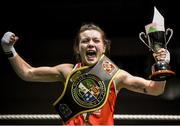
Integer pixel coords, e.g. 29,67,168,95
1,32,17,58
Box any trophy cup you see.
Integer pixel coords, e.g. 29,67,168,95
139,7,175,81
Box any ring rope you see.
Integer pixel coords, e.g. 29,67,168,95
114,114,180,120
0,114,180,120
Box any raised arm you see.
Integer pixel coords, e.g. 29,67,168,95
1,32,73,83
115,48,168,96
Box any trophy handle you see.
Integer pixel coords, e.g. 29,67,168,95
165,28,173,47
139,32,152,51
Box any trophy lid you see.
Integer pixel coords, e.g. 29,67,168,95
145,6,165,34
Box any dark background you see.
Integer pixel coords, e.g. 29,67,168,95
0,0,180,125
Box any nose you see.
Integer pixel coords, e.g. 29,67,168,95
87,39,95,48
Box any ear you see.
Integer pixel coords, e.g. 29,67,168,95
103,44,106,54
75,46,80,54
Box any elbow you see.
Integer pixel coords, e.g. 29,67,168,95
18,69,34,82
20,75,32,82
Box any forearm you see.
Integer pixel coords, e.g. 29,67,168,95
120,73,166,96
8,54,67,82
1,31,64,83
1,32,35,81
128,78,166,96
147,80,166,96
9,54,34,81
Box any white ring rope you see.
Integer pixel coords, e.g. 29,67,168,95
0,114,180,120
114,114,180,120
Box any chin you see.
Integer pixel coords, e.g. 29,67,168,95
82,55,100,66
88,60,99,65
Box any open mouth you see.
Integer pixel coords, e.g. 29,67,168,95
86,50,97,60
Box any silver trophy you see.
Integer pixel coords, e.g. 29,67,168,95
139,7,175,81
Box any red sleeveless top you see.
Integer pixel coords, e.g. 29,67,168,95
63,63,117,125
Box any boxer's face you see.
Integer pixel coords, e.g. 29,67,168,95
77,30,106,66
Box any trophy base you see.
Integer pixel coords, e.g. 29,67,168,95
149,70,175,81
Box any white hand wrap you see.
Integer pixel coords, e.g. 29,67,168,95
165,49,170,64
1,32,17,58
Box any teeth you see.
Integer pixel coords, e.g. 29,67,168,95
86,50,96,56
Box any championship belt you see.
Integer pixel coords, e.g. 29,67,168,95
53,55,120,122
